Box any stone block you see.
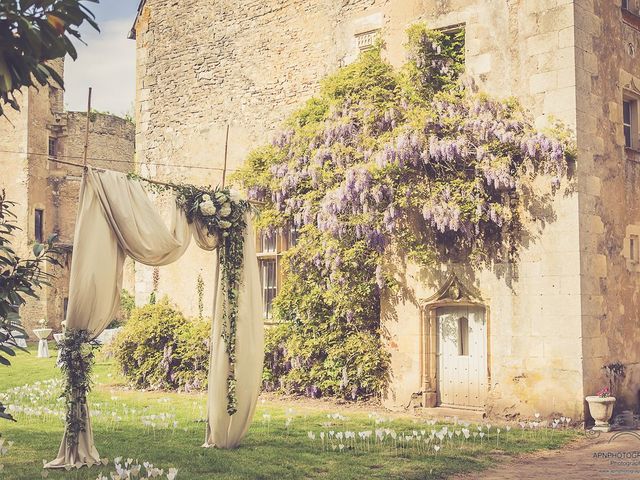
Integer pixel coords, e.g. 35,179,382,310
527,32,559,56
530,70,558,94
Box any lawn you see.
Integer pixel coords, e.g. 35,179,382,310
0,348,581,480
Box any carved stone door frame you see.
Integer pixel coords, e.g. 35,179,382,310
419,274,491,408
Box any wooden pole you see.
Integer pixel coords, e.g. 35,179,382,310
221,124,230,188
206,123,232,441
82,87,92,168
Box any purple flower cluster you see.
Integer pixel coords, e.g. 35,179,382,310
376,129,425,168
422,188,463,233
427,136,468,164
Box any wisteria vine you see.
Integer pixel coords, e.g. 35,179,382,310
235,24,574,398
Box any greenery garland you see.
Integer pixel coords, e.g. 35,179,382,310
128,173,250,415
59,329,98,449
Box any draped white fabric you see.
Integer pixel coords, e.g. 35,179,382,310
204,225,263,448
46,168,263,469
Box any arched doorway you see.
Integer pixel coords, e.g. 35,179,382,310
420,275,490,410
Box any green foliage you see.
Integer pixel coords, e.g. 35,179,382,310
261,227,389,399
120,288,135,320
107,288,135,329
59,329,97,448
0,0,99,116
402,25,465,99
112,299,209,391
196,273,204,320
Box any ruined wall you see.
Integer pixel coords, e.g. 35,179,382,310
0,89,32,333
134,0,586,417
573,0,640,414
0,69,135,335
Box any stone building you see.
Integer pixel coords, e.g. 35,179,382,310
130,0,640,420
0,62,135,336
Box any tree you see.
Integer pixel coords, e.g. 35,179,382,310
0,190,61,420
0,0,99,116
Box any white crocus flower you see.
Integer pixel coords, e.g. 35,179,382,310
167,467,178,480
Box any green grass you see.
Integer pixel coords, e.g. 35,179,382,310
0,348,581,480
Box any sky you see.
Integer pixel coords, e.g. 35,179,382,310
64,0,139,115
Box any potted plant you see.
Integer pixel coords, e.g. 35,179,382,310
586,387,616,432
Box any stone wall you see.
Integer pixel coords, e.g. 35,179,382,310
134,0,586,418
573,0,640,413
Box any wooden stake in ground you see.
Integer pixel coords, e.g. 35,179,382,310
82,87,92,168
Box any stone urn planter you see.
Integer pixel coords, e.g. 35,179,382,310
586,395,616,432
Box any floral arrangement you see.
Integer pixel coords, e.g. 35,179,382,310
128,175,251,415
37,318,48,328
596,387,612,398
59,329,99,449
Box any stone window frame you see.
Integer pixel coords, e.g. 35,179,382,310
33,207,44,243
621,76,640,155
624,225,640,272
48,136,58,158
622,0,640,29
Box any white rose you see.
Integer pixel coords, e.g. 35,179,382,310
199,200,217,216
219,220,232,229
219,203,232,217
229,189,242,202
201,194,211,202
215,191,228,203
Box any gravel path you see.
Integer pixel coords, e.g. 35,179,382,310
451,431,640,479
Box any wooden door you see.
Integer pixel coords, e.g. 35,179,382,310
436,306,487,408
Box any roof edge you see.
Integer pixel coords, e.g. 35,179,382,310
128,0,147,40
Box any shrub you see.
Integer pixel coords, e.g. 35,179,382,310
107,289,136,329
263,321,389,400
112,299,209,391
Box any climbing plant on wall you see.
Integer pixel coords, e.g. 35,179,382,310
235,25,575,399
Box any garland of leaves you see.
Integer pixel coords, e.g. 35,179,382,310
128,173,250,415
59,329,98,449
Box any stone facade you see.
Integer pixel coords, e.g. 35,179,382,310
132,0,639,420
0,65,135,336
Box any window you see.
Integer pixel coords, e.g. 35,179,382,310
34,208,44,243
623,0,630,10
631,235,639,263
624,98,638,149
288,225,299,248
457,316,469,356
260,259,277,320
48,137,57,158
261,232,277,253
355,30,380,52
